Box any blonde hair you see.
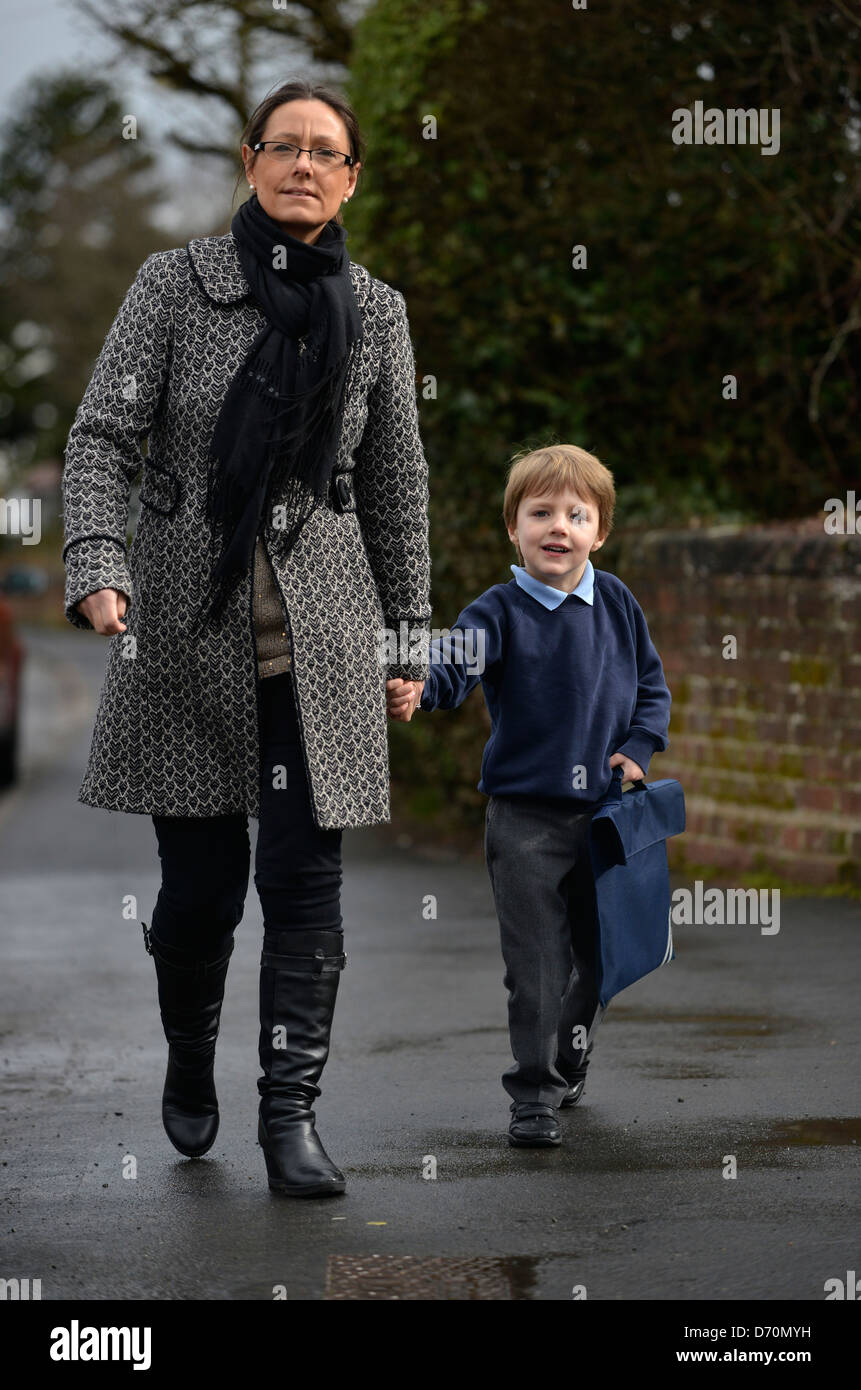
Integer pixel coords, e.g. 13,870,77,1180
503,443,615,565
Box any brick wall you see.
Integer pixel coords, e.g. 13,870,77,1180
600,525,860,888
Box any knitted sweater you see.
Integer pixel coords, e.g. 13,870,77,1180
253,536,292,677
418,564,671,805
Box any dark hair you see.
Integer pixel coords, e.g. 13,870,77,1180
233,77,365,222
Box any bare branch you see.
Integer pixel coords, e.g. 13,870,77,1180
809,287,861,423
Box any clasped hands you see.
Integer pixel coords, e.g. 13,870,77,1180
386,678,424,722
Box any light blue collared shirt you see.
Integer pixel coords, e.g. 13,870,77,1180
509,558,595,608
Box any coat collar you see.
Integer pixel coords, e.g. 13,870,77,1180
185,231,370,306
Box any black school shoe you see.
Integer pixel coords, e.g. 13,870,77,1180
508,1103,562,1147
557,1039,595,1109
560,1078,586,1108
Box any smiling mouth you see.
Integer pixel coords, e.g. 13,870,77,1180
542,545,569,553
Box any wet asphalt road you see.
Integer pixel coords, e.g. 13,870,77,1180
1,624,859,1301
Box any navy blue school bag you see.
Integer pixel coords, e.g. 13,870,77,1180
588,766,686,1006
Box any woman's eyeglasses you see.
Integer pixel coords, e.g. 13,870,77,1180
252,141,354,170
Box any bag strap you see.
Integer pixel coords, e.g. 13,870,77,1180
602,764,648,807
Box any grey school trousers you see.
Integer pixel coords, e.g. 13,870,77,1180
484,793,606,1109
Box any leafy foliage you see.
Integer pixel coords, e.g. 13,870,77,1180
344,0,860,822
0,73,172,484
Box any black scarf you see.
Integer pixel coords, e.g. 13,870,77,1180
190,192,363,633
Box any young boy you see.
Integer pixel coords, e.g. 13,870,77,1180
386,445,671,1147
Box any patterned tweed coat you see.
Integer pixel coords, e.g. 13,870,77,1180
61,233,431,829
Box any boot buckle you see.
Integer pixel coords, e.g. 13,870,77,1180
316,951,347,975
259,948,348,975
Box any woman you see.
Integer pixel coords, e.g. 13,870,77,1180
61,79,429,1196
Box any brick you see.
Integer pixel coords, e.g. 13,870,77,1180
598,536,858,886
797,785,840,814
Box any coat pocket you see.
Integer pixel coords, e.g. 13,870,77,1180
139,460,181,517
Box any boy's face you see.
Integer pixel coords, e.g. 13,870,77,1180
507,487,606,593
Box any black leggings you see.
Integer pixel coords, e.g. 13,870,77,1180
150,671,343,958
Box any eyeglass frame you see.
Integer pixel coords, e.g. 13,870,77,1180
252,140,355,168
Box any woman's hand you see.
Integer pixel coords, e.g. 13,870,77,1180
609,753,646,782
75,588,129,635
386,678,424,722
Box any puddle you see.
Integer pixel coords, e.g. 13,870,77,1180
760,1117,861,1147
609,1008,792,1038
345,1126,680,1177
344,1114,861,1182
366,1014,793,1059
368,1025,506,1056
635,1063,725,1079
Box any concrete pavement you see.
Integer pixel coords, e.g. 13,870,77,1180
1,625,858,1301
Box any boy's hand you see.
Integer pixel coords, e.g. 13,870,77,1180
609,753,646,782
386,678,425,722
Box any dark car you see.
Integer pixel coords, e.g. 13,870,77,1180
0,595,23,786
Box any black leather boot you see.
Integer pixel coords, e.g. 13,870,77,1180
257,927,347,1197
142,922,234,1158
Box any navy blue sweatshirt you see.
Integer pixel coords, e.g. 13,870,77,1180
418,561,671,807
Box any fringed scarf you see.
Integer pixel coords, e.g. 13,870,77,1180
190,192,362,633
